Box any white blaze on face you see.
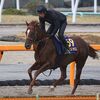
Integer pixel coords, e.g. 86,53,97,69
26,29,30,36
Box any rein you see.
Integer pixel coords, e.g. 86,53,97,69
37,37,49,43
42,69,53,77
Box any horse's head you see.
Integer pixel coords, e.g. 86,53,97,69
25,21,42,49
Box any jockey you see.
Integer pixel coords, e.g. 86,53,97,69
36,5,70,54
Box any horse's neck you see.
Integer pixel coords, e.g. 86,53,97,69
38,28,48,39
34,40,46,58
34,27,50,52
34,34,51,53
41,33,47,39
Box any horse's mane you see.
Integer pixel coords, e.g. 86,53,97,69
28,20,47,38
30,20,39,26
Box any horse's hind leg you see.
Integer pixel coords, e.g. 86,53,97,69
71,60,86,95
51,66,67,90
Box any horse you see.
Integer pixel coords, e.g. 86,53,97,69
25,20,98,95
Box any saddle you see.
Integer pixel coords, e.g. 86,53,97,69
52,36,77,55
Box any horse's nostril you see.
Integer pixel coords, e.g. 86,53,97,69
25,44,31,49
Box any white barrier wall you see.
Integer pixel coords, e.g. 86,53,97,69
0,0,20,23
16,0,20,10
0,0,4,23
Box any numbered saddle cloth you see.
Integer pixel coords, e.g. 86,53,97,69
52,36,77,55
65,36,77,53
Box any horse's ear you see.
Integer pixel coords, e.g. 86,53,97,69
26,21,29,26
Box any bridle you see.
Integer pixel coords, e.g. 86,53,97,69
25,27,37,43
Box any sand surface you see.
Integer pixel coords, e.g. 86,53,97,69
0,85,100,97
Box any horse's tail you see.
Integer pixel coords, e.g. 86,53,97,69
88,45,99,59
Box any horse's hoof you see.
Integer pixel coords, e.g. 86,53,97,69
35,81,40,85
50,86,55,91
28,88,33,94
71,94,74,96
71,93,75,96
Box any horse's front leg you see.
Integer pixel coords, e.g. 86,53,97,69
50,66,67,91
28,62,40,82
28,62,50,94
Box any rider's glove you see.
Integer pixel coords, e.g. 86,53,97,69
50,34,54,38
47,34,54,38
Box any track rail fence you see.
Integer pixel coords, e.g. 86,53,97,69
0,44,100,87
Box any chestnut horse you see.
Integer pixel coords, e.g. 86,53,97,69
25,21,98,95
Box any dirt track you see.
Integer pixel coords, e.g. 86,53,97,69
0,85,100,97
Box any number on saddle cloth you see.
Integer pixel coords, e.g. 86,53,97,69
65,37,77,53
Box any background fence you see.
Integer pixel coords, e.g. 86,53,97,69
2,0,100,8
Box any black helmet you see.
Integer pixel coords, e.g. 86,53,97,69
37,5,47,13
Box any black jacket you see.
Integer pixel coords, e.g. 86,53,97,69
39,10,66,35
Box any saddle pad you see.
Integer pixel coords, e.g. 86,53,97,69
52,36,66,55
52,36,77,55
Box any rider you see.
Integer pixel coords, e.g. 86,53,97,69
36,5,70,54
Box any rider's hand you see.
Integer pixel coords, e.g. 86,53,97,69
47,34,54,38
50,33,54,37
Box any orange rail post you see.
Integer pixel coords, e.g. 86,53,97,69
0,45,33,61
0,96,96,100
91,44,100,50
0,45,33,51
70,62,75,87
0,51,3,61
